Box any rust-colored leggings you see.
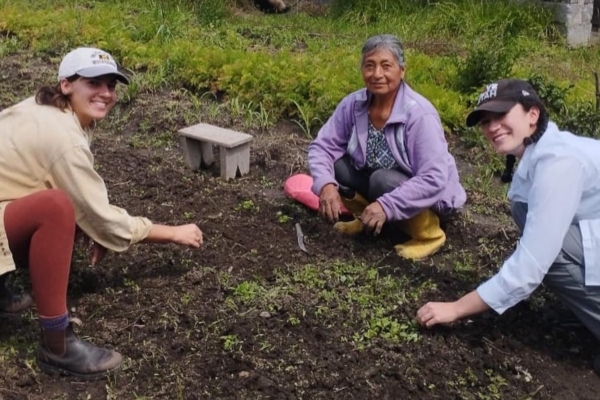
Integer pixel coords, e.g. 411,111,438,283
4,189,75,318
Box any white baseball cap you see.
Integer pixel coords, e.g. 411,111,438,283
57,47,130,84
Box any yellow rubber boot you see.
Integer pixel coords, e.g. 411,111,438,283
394,209,446,260
333,193,369,235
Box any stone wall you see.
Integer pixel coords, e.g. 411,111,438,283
542,0,595,45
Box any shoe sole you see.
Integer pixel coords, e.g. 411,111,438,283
395,241,445,261
403,246,443,262
38,360,122,381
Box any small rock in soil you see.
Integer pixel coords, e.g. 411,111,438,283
259,311,271,319
185,268,204,284
239,371,251,378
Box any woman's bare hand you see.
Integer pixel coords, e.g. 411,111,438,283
90,241,107,265
360,202,386,235
172,224,203,248
318,184,342,223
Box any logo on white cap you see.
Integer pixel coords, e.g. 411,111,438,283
57,47,129,84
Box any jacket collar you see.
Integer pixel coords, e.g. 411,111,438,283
356,81,412,125
515,121,558,178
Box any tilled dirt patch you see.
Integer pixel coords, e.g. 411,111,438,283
1,49,600,400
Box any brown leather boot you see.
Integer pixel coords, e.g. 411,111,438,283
0,276,34,315
38,320,123,380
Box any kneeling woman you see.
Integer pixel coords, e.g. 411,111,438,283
417,79,600,371
308,34,466,260
0,48,203,379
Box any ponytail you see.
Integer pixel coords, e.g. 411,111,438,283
35,75,79,112
501,155,516,183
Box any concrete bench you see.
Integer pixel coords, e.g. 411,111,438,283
178,123,253,180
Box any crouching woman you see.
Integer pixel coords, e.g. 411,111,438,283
417,78,600,372
308,34,466,260
0,47,203,380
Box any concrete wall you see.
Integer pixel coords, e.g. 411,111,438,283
542,0,595,45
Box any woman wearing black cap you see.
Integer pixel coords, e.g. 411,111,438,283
416,78,600,371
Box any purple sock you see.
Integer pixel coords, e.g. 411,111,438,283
39,313,69,331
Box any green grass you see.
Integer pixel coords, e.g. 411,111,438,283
221,260,435,349
1,0,598,136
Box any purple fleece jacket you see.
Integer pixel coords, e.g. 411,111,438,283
308,82,466,221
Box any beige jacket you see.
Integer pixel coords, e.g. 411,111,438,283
0,97,152,275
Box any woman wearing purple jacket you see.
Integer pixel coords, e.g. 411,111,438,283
308,34,466,260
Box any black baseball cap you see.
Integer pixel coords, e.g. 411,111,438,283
466,79,541,127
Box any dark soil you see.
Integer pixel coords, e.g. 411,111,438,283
1,47,600,400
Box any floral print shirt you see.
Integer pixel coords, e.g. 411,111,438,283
365,121,399,172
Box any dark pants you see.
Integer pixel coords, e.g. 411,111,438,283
512,201,600,340
334,155,409,201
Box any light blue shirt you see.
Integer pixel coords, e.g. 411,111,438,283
477,122,600,314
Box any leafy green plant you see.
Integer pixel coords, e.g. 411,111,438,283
0,33,20,57
254,102,275,130
355,315,420,344
291,100,322,138
233,280,265,304
193,0,229,27
425,0,556,42
220,334,240,351
235,199,259,213
527,73,600,138
123,278,140,292
455,44,516,95
560,102,600,139
330,0,426,20
527,73,572,115
180,292,192,306
276,211,291,223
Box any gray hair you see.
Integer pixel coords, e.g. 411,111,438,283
360,34,405,68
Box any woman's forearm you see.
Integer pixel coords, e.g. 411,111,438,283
417,289,491,327
142,223,203,248
454,290,490,319
142,224,175,244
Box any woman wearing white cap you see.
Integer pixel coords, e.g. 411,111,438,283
0,47,203,380
416,78,600,372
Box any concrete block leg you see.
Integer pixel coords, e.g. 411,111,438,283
180,136,202,170
220,143,251,181
200,141,214,167
180,137,215,170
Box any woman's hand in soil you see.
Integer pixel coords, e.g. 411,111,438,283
360,202,386,236
417,291,490,328
90,241,107,265
172,224,203,248
76,229,107,265
145,224,203,247
416,302,460,327
319,184,342,223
